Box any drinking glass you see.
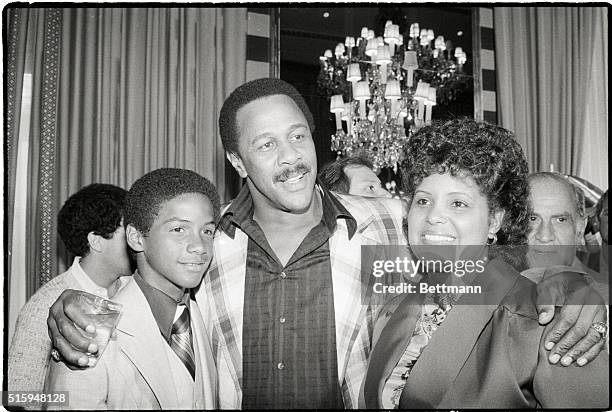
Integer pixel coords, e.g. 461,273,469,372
78,293,123,360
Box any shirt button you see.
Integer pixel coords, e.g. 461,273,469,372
279,316,286,324
280,271,287,279
277,362,285,370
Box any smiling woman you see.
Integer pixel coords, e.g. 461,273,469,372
361,118,609,409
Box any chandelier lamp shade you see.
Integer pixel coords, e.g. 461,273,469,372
318,20,470,171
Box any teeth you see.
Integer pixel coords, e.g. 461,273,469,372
423,234,455,242
283,174,304,183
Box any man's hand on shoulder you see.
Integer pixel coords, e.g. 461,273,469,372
535,271,607,366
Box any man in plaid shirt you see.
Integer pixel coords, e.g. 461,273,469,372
48,78,606,409
197,78,406,408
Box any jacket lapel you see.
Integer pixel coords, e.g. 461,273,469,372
363,292,423,408
113,279,180,408
399,259,522,408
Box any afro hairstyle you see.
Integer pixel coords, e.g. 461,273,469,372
125,168,221,234
218,78,315,155
57,183,127,257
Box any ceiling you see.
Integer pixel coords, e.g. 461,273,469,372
279,6,473,69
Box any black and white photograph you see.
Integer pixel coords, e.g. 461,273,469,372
2,3,609,410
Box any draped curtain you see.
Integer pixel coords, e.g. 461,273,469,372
494,7,608,189
5,7,247,340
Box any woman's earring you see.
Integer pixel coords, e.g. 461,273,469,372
487,233,498,245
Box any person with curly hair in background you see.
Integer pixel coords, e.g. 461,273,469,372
361,118,608,409
8,184,132,396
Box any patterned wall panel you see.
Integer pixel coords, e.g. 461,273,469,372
246,8,274,80
479,7,497,124
36,9,61,288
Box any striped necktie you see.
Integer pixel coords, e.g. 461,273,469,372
170,303,196,380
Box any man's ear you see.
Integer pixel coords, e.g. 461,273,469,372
226,151,248,178
488,209,506,235
87,232,104,253
126,224,145,252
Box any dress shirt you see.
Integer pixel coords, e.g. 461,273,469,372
133,271,191,343
219,183,356,409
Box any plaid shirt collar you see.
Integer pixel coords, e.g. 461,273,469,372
219,181,357,240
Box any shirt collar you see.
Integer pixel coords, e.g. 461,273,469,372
133,271,191,343
320,184,357,239
71,257,123,299
219,182,356,239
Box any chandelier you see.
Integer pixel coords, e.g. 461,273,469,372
318,21,470,172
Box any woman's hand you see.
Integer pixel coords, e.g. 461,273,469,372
47,289,101,368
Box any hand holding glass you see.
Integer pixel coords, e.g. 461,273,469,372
78,293,122,362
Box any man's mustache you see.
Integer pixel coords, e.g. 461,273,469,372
274,164,311,183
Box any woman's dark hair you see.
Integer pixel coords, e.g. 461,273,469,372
399,118,530,268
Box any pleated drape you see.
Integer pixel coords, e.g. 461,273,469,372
494,7,607,189
5,7,247,340
54,8,246,206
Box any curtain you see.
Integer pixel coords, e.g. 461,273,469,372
5,7,247,340
494,7,608,189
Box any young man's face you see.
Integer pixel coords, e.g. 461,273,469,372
527,178,583,268
344,165,392,198
227,94,318,214
129,193,216,297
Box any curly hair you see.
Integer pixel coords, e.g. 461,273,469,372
318,155,374,194
58,183,127,257
399,118,530,250
218,78,315,155
125,168,221,234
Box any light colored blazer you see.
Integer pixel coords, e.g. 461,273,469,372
361,259,610,409
197,191,406,408
46,278,217,410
